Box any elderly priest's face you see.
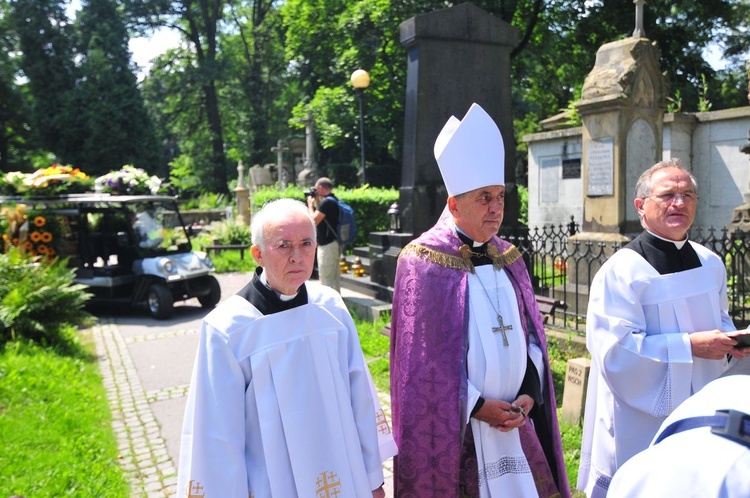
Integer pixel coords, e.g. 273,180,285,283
252,210,317,295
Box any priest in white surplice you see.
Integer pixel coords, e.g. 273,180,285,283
578,159,750,497
177,198,396,498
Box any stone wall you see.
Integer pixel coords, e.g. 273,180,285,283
524,106,750,230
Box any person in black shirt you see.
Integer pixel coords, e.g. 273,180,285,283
307,177,341,292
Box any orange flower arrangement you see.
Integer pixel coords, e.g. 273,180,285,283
2,207,60,260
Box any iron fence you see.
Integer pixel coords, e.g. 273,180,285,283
500,218,750,334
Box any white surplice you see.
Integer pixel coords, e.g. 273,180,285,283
466,265,546,497
578,243,740,497
608,374,750,497
177,283,396,498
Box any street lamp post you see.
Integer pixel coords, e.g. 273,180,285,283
350,69,370,185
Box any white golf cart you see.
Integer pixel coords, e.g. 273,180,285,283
2,193,220,319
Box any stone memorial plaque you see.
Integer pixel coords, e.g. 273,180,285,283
561,357,591,426
587,137,614,196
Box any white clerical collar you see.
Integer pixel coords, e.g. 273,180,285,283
259,268,299,301
647,230,688,250
453,223,485,248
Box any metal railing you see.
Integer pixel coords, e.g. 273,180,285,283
500,218,750,334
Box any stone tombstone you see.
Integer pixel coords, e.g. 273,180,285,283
576,36,667,234
248,165,274,192
398,3,519,237
271,139,290,189
234,161,250,225
625,118,657,222
726,69,750,293
561,357,591,426
297,111,321,187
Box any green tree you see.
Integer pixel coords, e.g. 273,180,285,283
11,0,80,165
280,0,749,189
0,1,42,171
281,0,407,186
73,0,160,176
221,1,290,169
124,0,232,193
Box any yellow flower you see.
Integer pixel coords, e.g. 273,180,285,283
40,231,52,243
30,231,41,242
37,244,48,254
34,216,46,227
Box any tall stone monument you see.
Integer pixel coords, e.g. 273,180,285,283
297,111,321,187
271,139,290,189
370,3,519,290
575,0,667,236
560,0,668,304
398,2,519,237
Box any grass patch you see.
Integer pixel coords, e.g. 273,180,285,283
354,312,392,394
0,329,129,497
206,249,258,273
559,415,584,493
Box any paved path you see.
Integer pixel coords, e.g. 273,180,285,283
90,272,394,497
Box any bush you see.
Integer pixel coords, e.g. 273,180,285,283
0,247,92,345
204,218,251,246
180,191,230,210
250,185,399,249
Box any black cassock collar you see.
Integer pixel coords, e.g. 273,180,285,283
236,267,308,315
624,231,702,275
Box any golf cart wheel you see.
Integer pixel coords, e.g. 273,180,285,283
198,275,221,309
147,283,174,319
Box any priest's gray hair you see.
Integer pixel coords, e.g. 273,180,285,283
634,158,698,200
251,198,316,250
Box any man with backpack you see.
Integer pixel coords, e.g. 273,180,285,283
307,177,341,292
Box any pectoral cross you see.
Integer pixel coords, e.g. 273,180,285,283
493,314,513,347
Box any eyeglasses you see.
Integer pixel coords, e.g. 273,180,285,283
646,192,699,206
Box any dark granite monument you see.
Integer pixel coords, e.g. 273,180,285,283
369,3,520,291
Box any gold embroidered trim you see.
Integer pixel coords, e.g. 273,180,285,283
399,242,522,274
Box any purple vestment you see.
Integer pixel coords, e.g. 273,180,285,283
390,215,570,497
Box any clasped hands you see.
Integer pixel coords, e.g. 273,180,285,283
474,394,534,432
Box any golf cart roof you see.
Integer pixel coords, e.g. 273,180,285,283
0,193,179,207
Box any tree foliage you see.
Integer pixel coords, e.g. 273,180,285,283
1,0,748,191
0,1,47,171
6,0,160,176
124,0,237,193
73,0,160,175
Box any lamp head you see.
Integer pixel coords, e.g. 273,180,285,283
350,69,371,90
